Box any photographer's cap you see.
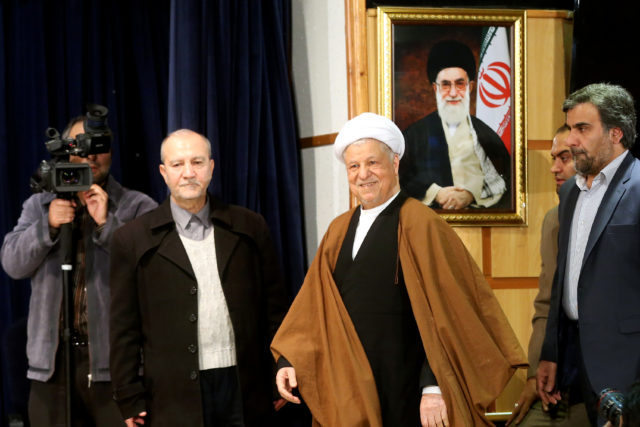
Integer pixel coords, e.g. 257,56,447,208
333,112,405,163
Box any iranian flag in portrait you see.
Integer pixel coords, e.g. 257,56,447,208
476,27,512,154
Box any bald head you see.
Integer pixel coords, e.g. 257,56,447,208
160,129,212,163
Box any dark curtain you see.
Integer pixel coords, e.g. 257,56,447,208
570,0,640,159
166,0,305,299
0,0,305,424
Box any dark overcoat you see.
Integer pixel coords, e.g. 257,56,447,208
109,196,288,426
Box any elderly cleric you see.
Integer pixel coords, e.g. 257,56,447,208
272,113,526,426
400,40,511,210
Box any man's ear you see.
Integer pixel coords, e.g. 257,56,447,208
610,127,623,145
159,164,167,183
468,80,475,93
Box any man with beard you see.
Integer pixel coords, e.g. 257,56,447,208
1,114,157,426
537,83,640,426
506,126,589,427
400,40,511,209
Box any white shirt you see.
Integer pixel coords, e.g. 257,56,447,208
352,192,400,259
563,150,628,320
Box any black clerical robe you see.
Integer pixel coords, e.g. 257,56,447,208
333,192,434,425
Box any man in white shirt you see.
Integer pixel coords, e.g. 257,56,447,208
537,83,640,426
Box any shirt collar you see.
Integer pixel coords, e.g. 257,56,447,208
575,150,628,191
169,197,211,229
359,191,400,218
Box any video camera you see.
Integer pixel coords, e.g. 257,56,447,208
30,104,112,194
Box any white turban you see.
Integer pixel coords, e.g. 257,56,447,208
333,112,405,163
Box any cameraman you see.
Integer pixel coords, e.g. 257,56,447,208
1,115,157,426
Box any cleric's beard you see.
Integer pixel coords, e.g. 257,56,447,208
436,86,470,125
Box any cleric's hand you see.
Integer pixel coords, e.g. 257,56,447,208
436,186,473,210
420,393,449,427
275,367,301,404
506,377,538,425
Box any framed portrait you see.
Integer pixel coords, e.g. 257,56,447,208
377,7,527,225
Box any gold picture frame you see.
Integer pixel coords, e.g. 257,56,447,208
378,7,527,225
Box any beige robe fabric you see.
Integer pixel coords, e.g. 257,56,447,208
528,206,559,378
272,197,527,426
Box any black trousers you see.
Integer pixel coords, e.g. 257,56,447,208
558,319,600,426
28,344,124,427
199,366,245,427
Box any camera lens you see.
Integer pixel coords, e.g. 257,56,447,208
59,169,80,185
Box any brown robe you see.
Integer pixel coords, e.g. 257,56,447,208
271,197,527,426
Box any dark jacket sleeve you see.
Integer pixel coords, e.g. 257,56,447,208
109,224,147,419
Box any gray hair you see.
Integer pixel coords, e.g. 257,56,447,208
563,83,637,148
160,129,212,163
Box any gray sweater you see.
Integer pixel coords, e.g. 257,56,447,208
1,177,157,382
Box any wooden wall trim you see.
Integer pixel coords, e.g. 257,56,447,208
528,139,553,150
527,10,572,19
300,133,339,149
345,0,369,118
482,228,492,275
487,277,539,289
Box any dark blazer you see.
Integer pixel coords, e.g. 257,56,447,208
540,151,640,394
400,111,511,209
109,196,288,426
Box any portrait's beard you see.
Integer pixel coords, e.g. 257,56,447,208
571,135,614,176
436,86,470,125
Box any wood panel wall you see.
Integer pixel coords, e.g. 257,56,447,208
344,2,574,415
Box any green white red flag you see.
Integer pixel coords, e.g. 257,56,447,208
476,27,512,153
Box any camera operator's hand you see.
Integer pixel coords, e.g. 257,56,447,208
80,184,108,227
48,198,77,229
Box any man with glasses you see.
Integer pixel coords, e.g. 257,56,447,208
400,40,511,210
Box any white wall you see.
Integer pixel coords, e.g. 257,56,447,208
291,0,350,264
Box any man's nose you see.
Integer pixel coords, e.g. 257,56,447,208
358,164,370,179
183,163,195,176
566,132,579,147
550,159,561,173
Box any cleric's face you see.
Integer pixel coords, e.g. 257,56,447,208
433,67,473,124
433,67,472,103
343,139,399,210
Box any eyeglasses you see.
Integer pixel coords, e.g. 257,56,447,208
435,79,468,93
